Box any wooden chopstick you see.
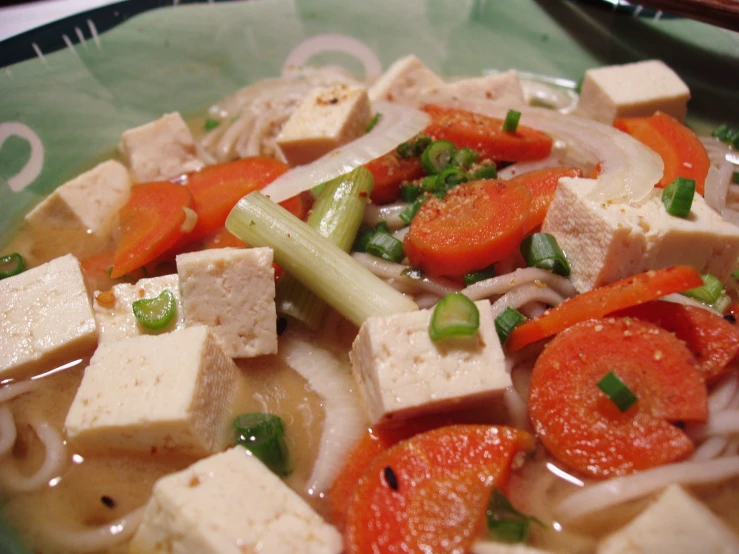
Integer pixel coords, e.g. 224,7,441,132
634,0,739,31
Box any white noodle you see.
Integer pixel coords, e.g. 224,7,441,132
518,301,549,320
503,386,529,430
363,201,408,229
392,226,410,242
691,436,728,461
489,283,566,320
556,456,739,521
709,372,739,413
0,421,67,493
0,405,16,458
351,253,460,296
689,410,739,440
47,506,145,553
414,293,440,309
0,380,39,404
462,267,577,301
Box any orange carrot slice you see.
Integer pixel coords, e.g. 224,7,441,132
506,266,704,352
365,151,426,204
506,167,582,231
529,318,707,478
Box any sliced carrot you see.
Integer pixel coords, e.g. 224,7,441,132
614,112,710,195
365,151,426,204
587,161,602,179
404,179,531,277
343,425,534,554
423,105,553,162
278,190,313,221
506,266,704,352
111,182,194,279
202,227,246,249
506,167,582,231
185,157,288,240
614,301,739,382
529,318,707,478
81,249,116,283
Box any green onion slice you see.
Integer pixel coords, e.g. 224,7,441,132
429,293,480,342
366,113,382,133
474,164,498,180
203,118,221,131
366,232,405,263
502,109,522,133
712,123,733,143
423,167,470,196
233,413,291,476
495,307,527,344
132,289,177,330
464,265,496,286
682,273,725,307
400,184,421,202
399,196,427,225
520,233,570,277
733,171,739,185
0,253,26,280
396,135,432,159
451,148,479,168
486,488,544,544
421,140,456,175
661,177,695,217
597,372,638,412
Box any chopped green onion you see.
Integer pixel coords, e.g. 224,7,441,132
597,372,638,412
366,232,405,263
0,253,26,280
502,110,521,133
520,233,570,277
495,307,527,344
421,140,456,175
396,135,432,159
399,195,427,225
486,488,543,544
203,118,221,131
733,171,739,185
233,413,291,476
227,191,418,327
732,269,739,281
661,177,695,218
366,113,382,133
464,265,496,286
575,76,584,94
682,273,726,307
375,221,390,234
423,167,470,195
428,292,480,342
311,182,326,199
474,164,498,180
712,123,732,142
353,225,375,253
400,184,421,202
132,289,177,330
451,148,479,168
714,293,732,314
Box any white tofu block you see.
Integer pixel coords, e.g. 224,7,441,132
368,54,445,105
542,178,739,292
129,447,343,554
0,254,97,379
423,70,526,107
576,60,690,124
597,485,739,554
351,300,510,424
276,83,372,166
472,542,556,554
177,247,277,358
64,326,238,456
119,112,204,183
24,160,131,249
92,274,185,343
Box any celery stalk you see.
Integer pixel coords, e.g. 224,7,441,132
226,192,418,327
277,168,374,328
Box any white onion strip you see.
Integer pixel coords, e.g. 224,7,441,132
47,506,145,553
463,267,577,302
661,293,724,316
363,201,409,229
279,332,368,495
260,102,430,203
489,283,566,319
556,456,739,521
0,405,16,458
0,421,67,493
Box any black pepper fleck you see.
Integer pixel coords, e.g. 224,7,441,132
384,466,399,491
674,420,685,430
276,317,288,335
724,314,736,324
101,495,116,509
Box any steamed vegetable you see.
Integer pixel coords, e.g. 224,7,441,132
233,412,291,476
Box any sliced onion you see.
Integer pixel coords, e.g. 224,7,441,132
363,200,408,229
260,102,430,203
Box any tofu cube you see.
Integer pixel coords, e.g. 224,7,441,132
24,160,132,258
350,300,510,424
177,247,277,358
119,112,204,183
0,254,97,379
425,71,526,107
92,274,185,343
576,60,690,124
597,484,739,554
542,178,739,292
369,54,445,105
276,83,372,166
64,326,238,456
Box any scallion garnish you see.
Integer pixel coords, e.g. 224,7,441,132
486,488,543,544
0,253,26,280
597,372,637,412
502,110,521,133
464,265,496,286
203,118,221,131
712,123,732,142
661,177,695,217
423,167,470,196
473,164,498,180
733,171,739,185
428,293,480,342
421,140,456,175
132,289,177,330
520,233,570,277
233,413,291,476
451,148,479,169
682,273,726,308
400,184,421,202
366,113,382,133
366,231,405,263
396,135,432,159
495,307,527,344
399,195,427,225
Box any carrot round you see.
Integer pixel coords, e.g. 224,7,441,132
506,266,704,352
614,301,739,382
506,167,583,231
529,318,707,478
614,112,710,195
404,179,531,277
423,105,553,162
343,425,534,554
365,151,426,204
111,182,194,278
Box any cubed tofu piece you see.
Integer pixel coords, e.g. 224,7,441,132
23,160,131,258
276,83,372,166
177,247,277,358
129,447,343,554
576,60,690,124
92,274,185,343
0,254,97,379
542,178,739,292
64,326,237,456
597,485,739,554
368,54,445,105
119,112,204,183
350,300,510,424
424,70,526,107
472,542,557,554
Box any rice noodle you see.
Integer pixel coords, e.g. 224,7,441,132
691,436,728,461
0,421,67,493
414,293,441,309
0,379,39,404
688,410,739,440
463,267,577,301
709,372,739,413
503,386,529,430
351,253,461,297
518,301,549,320
363,201,408,229
46,506,145,553
0,405,16,458
556,456,739,521
489,283,566,319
